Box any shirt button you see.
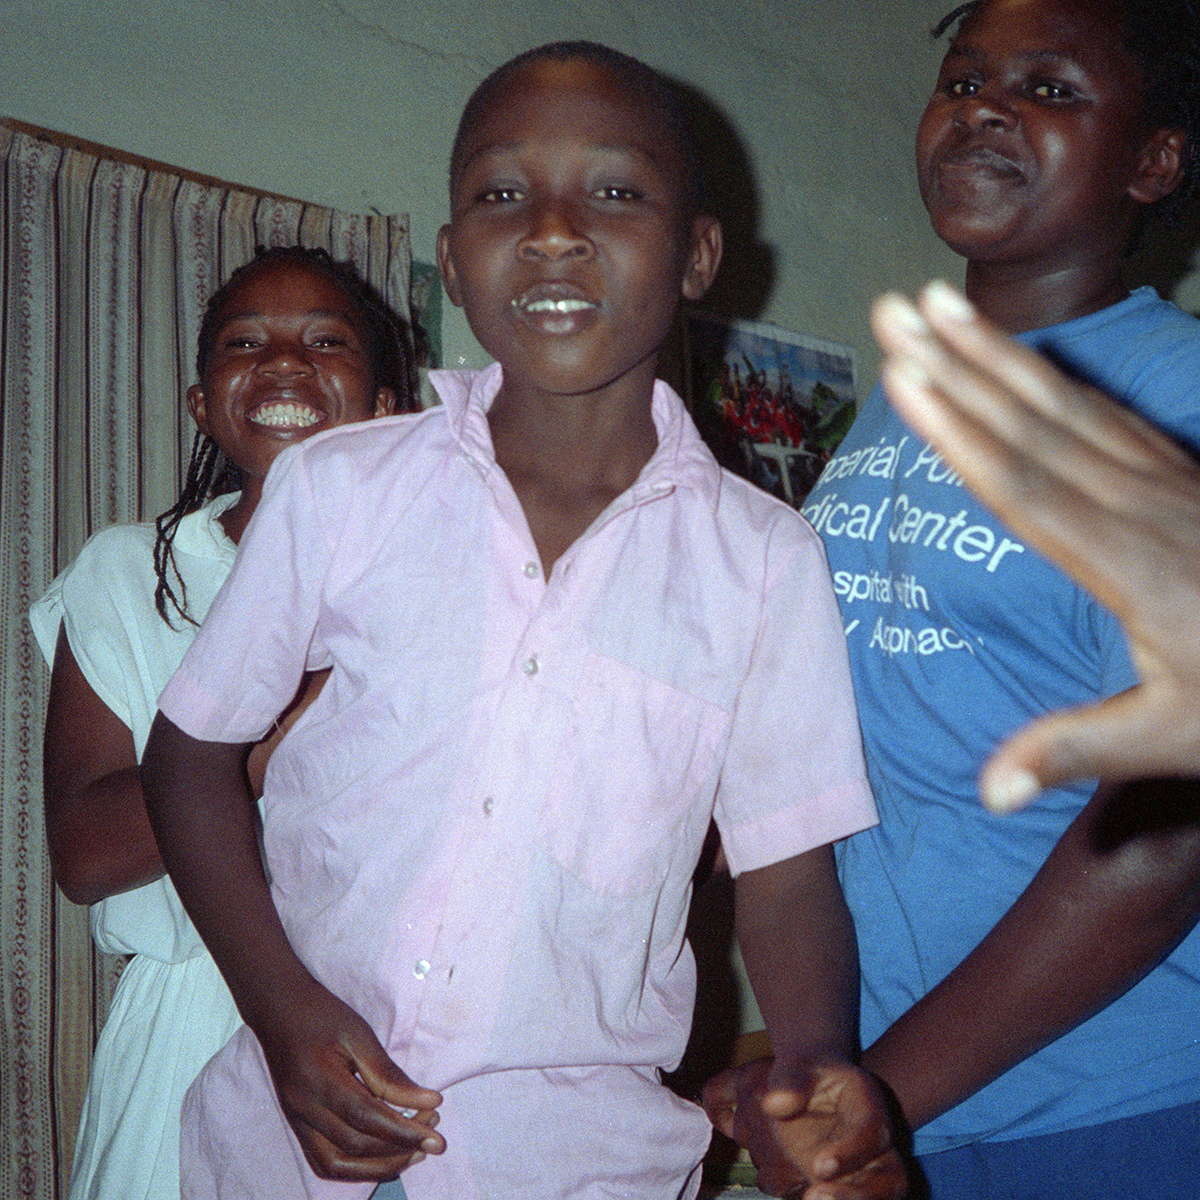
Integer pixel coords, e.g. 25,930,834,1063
483,797,495,815
413,959,431,979
523,655,539,676
523,561,539,578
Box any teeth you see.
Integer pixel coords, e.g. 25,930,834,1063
521,298,595,314
250,402,321,429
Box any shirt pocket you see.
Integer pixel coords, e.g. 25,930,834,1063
538,651,729,897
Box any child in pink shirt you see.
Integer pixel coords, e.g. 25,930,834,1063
142,42,905,1200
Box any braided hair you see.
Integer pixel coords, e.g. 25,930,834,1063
930,0,1200,228
153,244,416,627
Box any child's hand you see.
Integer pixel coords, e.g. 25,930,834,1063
253,976,444,1182
871,281,1200,811
703,1054,907,1199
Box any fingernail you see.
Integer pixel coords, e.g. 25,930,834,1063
813,1152,838,1178
923,280,975,322
877,292,930,335
984,768,1040,813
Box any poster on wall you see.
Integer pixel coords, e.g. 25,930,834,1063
684,312,858,508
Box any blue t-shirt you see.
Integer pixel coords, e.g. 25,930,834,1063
803,288,1200,1153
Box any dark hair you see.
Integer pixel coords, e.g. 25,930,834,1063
931,0,1200,227
153,244,417,627
449,40,708,218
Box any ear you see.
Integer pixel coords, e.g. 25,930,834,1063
374,386,399,417
372,388,400,422
436,224,464,308
681,216,723,303
185,383,210,436
1129,127,1187,205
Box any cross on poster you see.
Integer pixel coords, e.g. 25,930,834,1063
684,312,858,507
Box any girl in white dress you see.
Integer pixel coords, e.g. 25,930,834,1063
31,245,411,1200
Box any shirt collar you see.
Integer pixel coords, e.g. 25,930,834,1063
171,492,239,564
427,363,722,512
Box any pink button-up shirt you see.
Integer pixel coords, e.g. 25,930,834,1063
160,364,876,1200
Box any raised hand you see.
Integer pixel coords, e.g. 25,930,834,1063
871,281,1200,811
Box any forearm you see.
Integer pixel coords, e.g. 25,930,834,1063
46,765,166,903
863,778,1200,1128
141,711,315,1028
43,627,167,903
728,851,908,1195
736,845,860,1064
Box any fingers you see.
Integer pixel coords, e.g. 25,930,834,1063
704,1058,910,1197
355,1057,443,1128
760,1056,817,1125
761,1061,902,1187
915,283,1196,468
872,287,1181,567
330,1041,443,1147
872,293,1105,531
760,1087,812,1120
801,1067,895,1181
982,686,1200,810
763,1051,816,1100
876,284,1192,475
701,1066,743,1139
704,1058,810,1195
295,1115,433,1183
761,1081,816,1121
873,286,1200,588
871,280,1200,804
798,1152,909,1200
261,986,445,1180
282,1062,444,1179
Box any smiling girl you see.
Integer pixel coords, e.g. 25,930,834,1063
31,245,410,1200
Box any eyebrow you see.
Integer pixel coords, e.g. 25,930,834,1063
460,138,669,172
946,43,1088,71
217,308,360,325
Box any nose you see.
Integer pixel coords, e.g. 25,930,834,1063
953,86,1018,132
258,339,315,376
517,199,592,262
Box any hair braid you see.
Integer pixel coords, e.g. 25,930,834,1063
153,428,239,627
931,1,979,38
151,244,416,628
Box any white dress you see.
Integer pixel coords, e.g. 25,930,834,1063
30,495,242,1200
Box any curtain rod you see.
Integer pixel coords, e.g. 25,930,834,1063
0,116,308,206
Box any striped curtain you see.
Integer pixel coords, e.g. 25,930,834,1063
0,121,412,1200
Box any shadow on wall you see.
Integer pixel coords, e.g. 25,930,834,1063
658,78,775,397
679,80,776,321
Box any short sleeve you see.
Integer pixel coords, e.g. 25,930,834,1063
158,446,333,743
29,526,159,732
28,578,63,668
714,521,877,876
